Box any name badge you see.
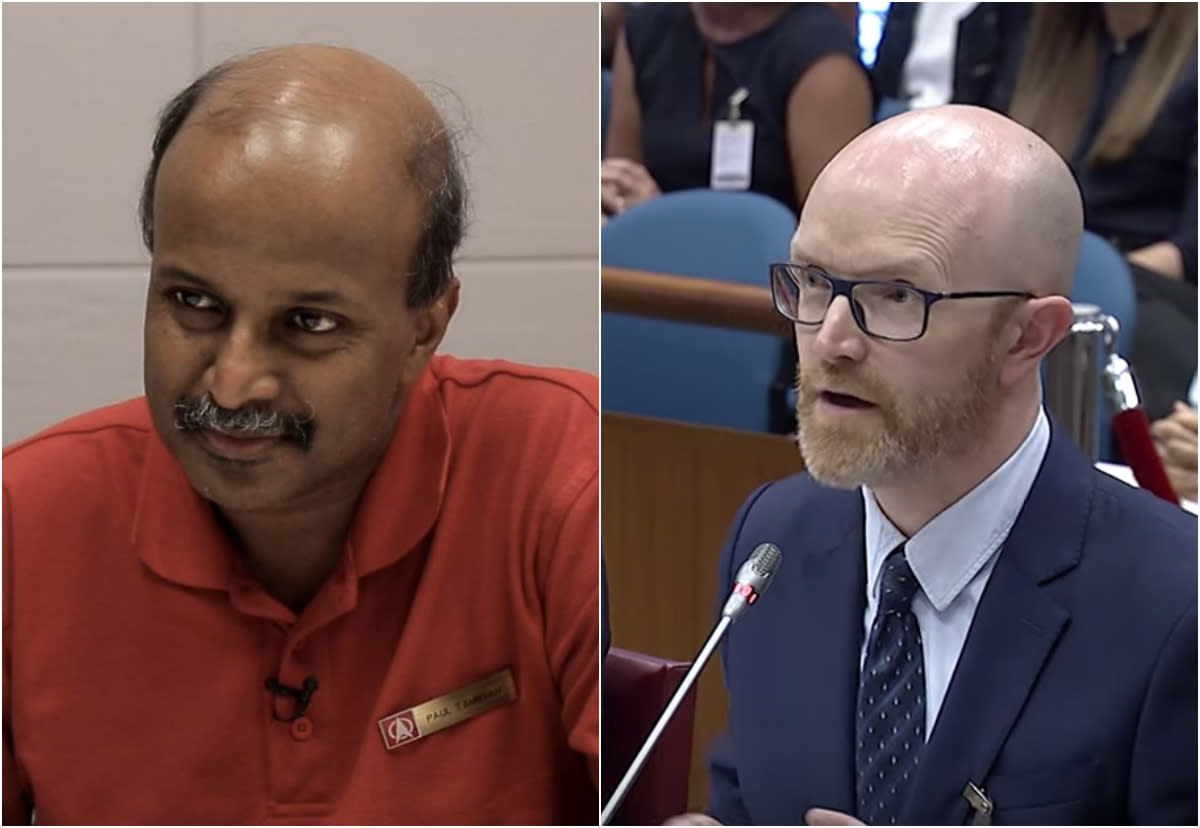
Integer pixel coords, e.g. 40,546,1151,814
377,668,517,750
711,120,755,191
711,87,753,191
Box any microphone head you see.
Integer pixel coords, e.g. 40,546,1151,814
748,542,781,578
721,542,783,621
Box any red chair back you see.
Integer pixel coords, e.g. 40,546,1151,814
602,648,697,825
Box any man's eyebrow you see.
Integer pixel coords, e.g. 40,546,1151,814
789,251,838,273
787,255,839,276
789,255,826,271
787,253,930,281
153,265,360,308
284,288,357,307
153,265,217,290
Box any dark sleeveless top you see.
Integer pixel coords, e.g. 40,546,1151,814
625,3,865,216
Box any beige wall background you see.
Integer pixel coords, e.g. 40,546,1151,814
2,2,599,445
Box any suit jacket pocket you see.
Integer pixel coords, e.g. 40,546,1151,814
990,799,1086,826
982,759,1099,821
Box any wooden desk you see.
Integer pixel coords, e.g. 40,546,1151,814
602,412,804,811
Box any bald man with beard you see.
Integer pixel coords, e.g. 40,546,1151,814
3,46,598,824
668,106,1196,826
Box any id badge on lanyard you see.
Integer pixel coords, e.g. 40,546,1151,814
711,87,754,190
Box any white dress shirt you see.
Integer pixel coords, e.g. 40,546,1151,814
901,2,978,109
860,406,1050,739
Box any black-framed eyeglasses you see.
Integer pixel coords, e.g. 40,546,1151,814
769,262,1036,342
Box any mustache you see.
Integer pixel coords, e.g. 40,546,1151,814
173,394,316,448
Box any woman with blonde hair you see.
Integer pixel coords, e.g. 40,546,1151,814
1005,2,1196,420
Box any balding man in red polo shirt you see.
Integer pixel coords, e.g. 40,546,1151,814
3,45,598,825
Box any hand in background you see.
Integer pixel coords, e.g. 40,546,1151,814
805,808,865,825
663,807,867,825
1127,241,1185,281
663,813,722,825
1151,402,1199,501
601,158,661,216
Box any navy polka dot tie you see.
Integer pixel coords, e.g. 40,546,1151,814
855,546,926,826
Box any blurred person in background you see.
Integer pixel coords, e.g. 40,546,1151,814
1004,2,1197,421
602,2,627,70
602,2,872,438
826,2,860,39
1153,402,1198,502
601,3,872,219
871,2,1031,112
1152,372,1199,502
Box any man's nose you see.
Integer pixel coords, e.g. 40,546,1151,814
204,325,283,410
807,296,868,363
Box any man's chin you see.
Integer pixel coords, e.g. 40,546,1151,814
184,470,303,513
797,412,887,450
796,420,902,490
169,434,297,505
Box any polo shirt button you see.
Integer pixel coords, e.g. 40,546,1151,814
291,716,313,741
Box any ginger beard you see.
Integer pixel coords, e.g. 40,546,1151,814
794,318,1009,489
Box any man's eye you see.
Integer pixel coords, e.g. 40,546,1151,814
291,311,338,333
171,289,219,310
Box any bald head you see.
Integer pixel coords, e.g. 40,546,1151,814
185,45,444,164
794,105,1082,296
140,44,465,306
199,44,436,118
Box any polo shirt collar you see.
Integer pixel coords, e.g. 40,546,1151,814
348,365,449,578
133,365,450,591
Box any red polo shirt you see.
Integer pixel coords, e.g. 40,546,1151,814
3,356,599,825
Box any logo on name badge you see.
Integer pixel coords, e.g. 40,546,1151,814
378,710,420,749
377,668,517,751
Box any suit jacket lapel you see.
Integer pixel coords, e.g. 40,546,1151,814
900,426,1090,825
776,494,867,816
900,553,1070,824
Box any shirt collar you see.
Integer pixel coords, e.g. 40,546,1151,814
862,406,1051,612
133,363,450,591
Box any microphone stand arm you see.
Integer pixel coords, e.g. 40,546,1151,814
600,615,733,825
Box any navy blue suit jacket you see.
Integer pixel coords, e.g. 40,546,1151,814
708,426,1197,825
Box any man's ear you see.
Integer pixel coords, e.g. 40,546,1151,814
999,295,1074,385
401,277,460,386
